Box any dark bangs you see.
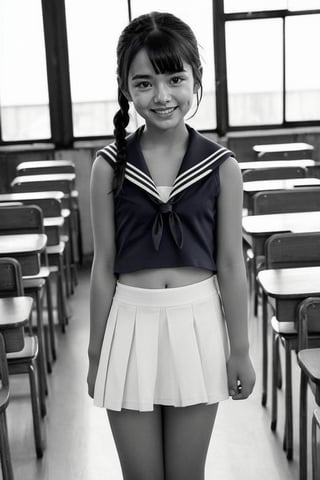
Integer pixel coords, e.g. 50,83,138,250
144,30,189,74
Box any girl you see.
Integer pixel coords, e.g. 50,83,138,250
88,11,255,480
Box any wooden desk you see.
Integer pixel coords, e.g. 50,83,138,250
0,297,33,353
16,160,75,175
243,211,320,256
0,191,64,207
243,177,320,193
243,178,320,212
257,266,320,406
253,142,314,160
0,234,47,276
11,173,75,185
243,209,320,270
239,159,316,171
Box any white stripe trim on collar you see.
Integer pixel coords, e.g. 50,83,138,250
126,162,157,190
125,166,159,195
169,170,212,199
99,144,117,163
173,147,229,189
171,149,230,197
125,173,161,201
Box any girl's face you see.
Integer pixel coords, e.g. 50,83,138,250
126,49,197,132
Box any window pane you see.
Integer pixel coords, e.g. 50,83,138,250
65,0,129,137
288,0,320,10
286,15,320,121
0,0,50,141
224,0,287,13
226,19,283,126
130,0,216,130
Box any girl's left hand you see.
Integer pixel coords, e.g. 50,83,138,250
227,352,256,400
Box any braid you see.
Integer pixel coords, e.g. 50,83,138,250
113,89,130,195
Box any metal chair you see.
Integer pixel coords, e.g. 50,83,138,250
0,332,13,480
0,257,44,459
264,233,320,460
297,298,320,479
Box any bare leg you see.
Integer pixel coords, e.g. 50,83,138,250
107,406,165,480
163,403,218,480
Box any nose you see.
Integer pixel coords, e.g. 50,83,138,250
154,83,171,104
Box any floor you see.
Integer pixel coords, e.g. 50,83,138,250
3,266,317,480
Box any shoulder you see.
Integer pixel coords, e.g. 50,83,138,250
95,128,141,168
91,152,114,192
218,156,242,199
96,142,118,169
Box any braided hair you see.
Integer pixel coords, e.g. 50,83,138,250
113,11,203,194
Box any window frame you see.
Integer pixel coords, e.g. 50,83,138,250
219,3,320,135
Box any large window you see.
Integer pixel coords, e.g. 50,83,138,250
65,0,128,137
0,1,320,145
226,19,283,126
224,4,320,131
286,14,320,121
0,0,50,141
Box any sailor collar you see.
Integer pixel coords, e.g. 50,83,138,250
100,125,233,204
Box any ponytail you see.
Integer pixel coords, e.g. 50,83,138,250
113,88,130,195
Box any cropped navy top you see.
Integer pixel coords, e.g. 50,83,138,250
97,125,234,274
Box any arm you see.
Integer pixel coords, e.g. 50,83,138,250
87,155,117,398
216,157,256,400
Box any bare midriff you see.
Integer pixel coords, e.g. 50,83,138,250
118,266,213,289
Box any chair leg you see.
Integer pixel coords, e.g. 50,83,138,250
271,332,279,431
261,290,268,406
0,412,14,480
312,409,320,480
45,277,56,362
300,371,309,480
34,291,48,406
64,241,73,297
58,255,69,332
28,363,45,459
284,340,293,460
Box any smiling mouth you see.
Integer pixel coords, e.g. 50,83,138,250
151,107,178,116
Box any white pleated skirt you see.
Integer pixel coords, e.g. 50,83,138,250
93,276,230,412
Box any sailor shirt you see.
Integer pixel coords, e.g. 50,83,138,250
97,125,234,274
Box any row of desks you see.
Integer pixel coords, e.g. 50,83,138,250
241,150,320,476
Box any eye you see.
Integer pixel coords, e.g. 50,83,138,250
170,76,184,85
135,81,152,89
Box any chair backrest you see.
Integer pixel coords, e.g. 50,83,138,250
0,205,44,236
11,176,73,194
242,166,307,182
18,196,62,217
0,257,24,296
252,187,320,215
298,297,320,348
265,232,320,269
11,175,74,210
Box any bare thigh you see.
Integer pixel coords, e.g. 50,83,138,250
107,406,164,480
163,403,219,480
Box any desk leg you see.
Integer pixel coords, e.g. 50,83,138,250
299,370,308,480
262,290,268,406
